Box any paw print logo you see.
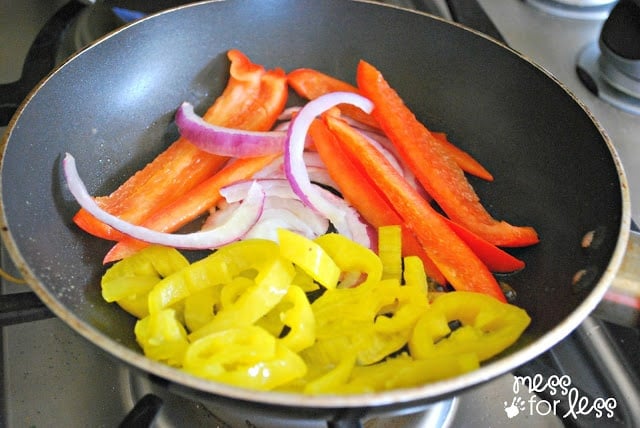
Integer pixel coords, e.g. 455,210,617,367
504,396,526,419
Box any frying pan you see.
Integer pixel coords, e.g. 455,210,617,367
0,0,636,424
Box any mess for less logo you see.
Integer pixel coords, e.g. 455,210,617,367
504,374,617,420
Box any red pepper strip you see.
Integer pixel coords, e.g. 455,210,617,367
324,114,505,302
73,50,287,241
288,68,380,129
432,132,494,182
441,216,525,273
308,119,446,284
288,68,493,185
72,139,227,241
356,60,539,248
102,154,280,263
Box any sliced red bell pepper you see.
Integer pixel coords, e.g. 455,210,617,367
74,50,288,242
289,67,494,182
356,60,539,248
432,132,494,182
288,68,380,129
72,139,227,241
308,118,446,284
313,113,521,274
324,114,506,302
102,153,280,263
441,217,525,273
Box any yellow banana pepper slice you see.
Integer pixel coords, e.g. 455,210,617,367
277,228,341,289
403,255,429,294
101,245,189,318
307,278,428,366
377,225,403,281
134,308,189,367
183,325,306,391
409,291,531,361
103,227,531,394
314,232,382,288
337,352,479,393
147,239,279,313
257,285,315,353
303,355,356,394
183,285,222,332
188,255,294,340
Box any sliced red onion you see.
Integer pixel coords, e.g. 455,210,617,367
214,177,371,245
203,189,329,241
300,151,326,168
272,121,291,132
244,198,328,241
202,200,240,231
62,153,265,249
284,91,373,221
317,186,371,247
278,106,302,121
250,155,284,179
306,167,338,190
253,152,325,180
219,179,330,236
221,178,299,202
175,102,286,157
252,162,337,190
260,197,329,236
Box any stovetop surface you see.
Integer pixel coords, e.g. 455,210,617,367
1,1,639,427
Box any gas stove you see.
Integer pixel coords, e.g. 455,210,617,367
1,1,639,427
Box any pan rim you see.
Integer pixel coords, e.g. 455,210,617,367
0,0,632,411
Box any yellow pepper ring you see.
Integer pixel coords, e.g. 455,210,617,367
276,285,316,353
183,325,307,391
188,255,295,341
101,245,190,318
408,291,531,361
314,232,383,288
147,239,279,313
278,228,341,289
103,228,531,393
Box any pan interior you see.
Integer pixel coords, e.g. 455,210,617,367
0,0,625,405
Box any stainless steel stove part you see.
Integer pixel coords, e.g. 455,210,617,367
0,1,85,127
577,43,640,114
122,368,459,428
524,0,617,20
577,0,640,114
599,0,640,93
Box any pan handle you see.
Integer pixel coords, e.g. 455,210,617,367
514,315,640,427
440,0,507,44
0,291,53,327
593,230,640,327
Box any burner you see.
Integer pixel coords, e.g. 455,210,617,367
524,0,616,20
576,0,640,115
121,367,458,427
56,4,129,64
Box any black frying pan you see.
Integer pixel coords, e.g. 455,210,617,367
0,0,632,424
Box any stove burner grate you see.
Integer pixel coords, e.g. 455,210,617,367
120,367,458,428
